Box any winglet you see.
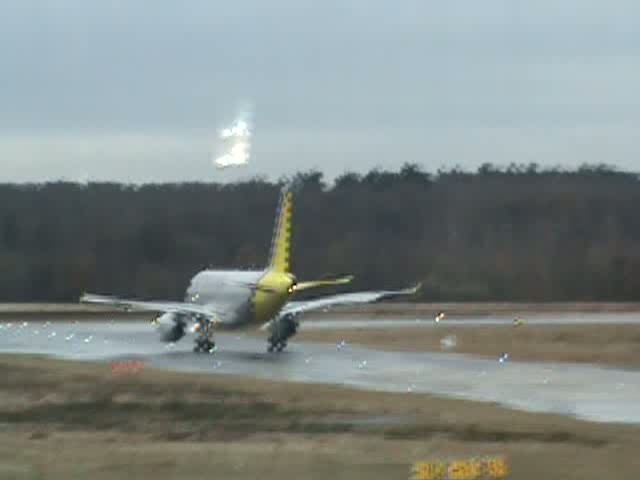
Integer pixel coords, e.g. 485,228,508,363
80,293,120,306
80,293,103,304
383,282,422,299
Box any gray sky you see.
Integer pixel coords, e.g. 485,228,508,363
1,0,639,183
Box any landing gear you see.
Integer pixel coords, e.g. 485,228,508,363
267,313,298,353
193,320,216,353
267,340,287,353
193,337,216,353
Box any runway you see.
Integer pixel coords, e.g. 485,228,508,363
1,316,639,425
306,312,640,328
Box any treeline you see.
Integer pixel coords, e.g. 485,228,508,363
1,162,640,302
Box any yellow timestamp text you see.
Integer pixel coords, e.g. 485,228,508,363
410,456,508,480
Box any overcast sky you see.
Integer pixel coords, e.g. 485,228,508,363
1,1,639,183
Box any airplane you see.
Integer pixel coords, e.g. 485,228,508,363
80,189,420,353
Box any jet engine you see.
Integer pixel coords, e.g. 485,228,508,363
153,312,187,342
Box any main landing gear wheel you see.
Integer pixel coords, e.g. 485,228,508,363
267,314,298,353
193,337,216,353
267,339,287,353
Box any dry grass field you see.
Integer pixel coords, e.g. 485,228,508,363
297,323,640,367
1,354,639,479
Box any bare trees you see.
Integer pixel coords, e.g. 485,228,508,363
0,163,639,301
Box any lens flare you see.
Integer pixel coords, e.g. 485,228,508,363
213,117,252,169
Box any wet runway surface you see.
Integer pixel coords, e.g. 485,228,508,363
306,312,640,329
1,317,639,424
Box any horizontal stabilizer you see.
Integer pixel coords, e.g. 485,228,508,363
294,275,354,291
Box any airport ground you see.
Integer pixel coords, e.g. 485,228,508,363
2,301,640,317
1,304,640,479
298,323,640,368
4,302,640,367
1,354,640,480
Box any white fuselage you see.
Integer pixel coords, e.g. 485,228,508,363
184,269,264,327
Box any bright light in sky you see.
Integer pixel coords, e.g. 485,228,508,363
221,120,250,139
214,118,252,169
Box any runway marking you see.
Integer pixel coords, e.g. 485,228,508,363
110,360,144,375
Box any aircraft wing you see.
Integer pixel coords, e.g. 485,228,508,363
280,283,421,317
80,293,224,320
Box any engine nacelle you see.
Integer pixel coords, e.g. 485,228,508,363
154,312,187,343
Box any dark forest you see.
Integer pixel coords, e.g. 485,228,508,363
1,162,640,302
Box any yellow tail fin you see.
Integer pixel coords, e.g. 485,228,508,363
268,189,293,273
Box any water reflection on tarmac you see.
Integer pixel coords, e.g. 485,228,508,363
1,315,639,424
